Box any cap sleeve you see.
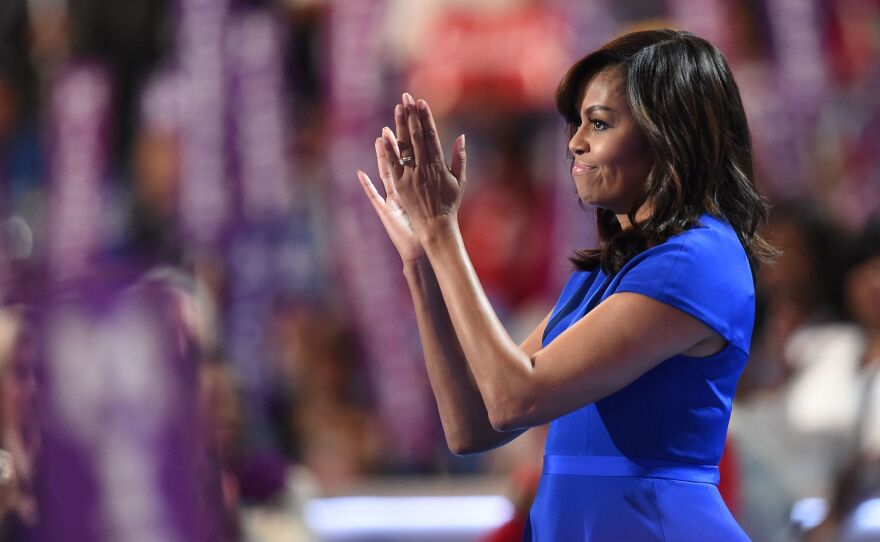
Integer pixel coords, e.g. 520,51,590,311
613,222,756,354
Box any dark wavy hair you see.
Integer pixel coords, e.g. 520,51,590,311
556,29,776,274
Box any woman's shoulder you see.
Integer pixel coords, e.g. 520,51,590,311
667,212,743,250
627,213,750,274
613,213,756,353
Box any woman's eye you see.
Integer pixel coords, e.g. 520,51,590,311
590,119,608,131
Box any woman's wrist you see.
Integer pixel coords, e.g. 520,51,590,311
417,215,459,248
402,251,429,268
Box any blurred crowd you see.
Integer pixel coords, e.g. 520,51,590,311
0,0,878,541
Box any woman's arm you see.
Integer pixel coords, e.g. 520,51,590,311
420,218,720,431
404,256,549,454
357,104,547,454
389,96,722,432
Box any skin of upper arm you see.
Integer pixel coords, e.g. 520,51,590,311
508,292,721,429
518,310,552,358
464,311,550,444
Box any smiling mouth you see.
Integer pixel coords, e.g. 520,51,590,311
572,162,597,175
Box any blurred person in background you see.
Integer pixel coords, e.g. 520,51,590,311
807,455,880,542
0,50,41,223
26,0,69,79
0,66,29,188
128,70,183,263
133,267,232,541
733,212,880,541
737,200,845,397
730,209,876,541
358,29,773,540
141,267,314,541
198,356,245,540
795,214,880,542
458,121,553,316
0,308,39,541
271,302,383,494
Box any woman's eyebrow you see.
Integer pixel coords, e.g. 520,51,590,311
584,104,616,115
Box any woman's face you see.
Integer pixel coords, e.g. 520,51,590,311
568,68,653,215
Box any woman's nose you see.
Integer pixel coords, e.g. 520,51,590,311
568,128,588,156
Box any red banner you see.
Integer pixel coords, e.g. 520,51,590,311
408,7,570,115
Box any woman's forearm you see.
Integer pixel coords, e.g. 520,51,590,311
403,256,523,453
419,218,536,431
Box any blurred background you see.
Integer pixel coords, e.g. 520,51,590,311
0,0,878,540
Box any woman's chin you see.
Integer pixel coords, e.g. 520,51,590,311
578,198,629,216
574,183,605,208
577,190,596,207
579,199,600,209
575,193,604,209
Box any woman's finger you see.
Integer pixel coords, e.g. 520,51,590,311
394,103,408,145
450,133,467,188
380,127,404,181
393,104,414,166
375,137,396,196
394,104,414,171
416,99,446,167
403,92,428,168
356,170,385,213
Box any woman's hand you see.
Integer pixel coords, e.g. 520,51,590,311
378,93,466,238
357,136,424,263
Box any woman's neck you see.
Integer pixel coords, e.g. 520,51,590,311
615,201,654,230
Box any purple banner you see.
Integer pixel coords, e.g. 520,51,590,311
176,0,232,247
223,224,276,431
222,7,297,445
326,0,439,465
765,0,828,110
44,64,110,282
761,0,828,197
666,0,732,56
37,276,206,541
140,69,182,137
226,9,291,224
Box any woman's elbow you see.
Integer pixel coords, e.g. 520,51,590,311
446,430,516,455
487,400,532,433
488,414,524,433
444,430,489,455
447,439,484,456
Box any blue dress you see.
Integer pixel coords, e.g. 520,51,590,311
524,213,753,541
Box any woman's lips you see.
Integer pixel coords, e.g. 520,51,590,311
572,161,597,176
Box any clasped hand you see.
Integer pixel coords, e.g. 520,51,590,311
357,93,466,262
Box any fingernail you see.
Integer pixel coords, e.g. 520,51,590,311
382,126,393,138
403,92,414,105
395,104,403,117
417,99,427,111
460,133,466,149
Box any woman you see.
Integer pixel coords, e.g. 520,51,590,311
357,29,773,540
